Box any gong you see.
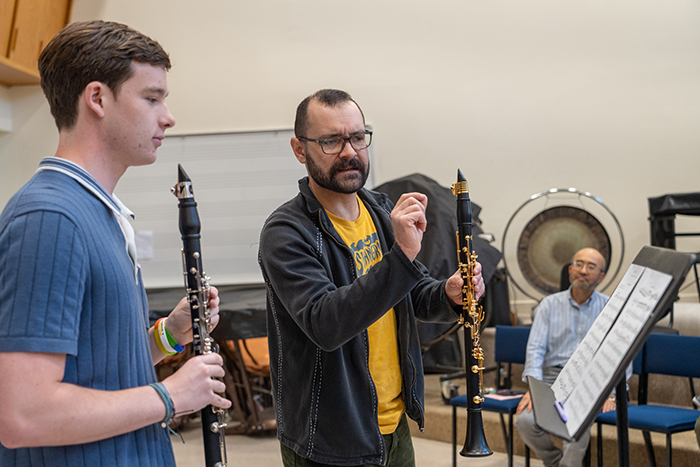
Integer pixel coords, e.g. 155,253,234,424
517,206,612,295
502,188,624,301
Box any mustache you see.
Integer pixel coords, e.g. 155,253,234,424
332,158,365,172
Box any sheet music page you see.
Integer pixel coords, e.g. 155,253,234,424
562,267,672,436
551,264,645,402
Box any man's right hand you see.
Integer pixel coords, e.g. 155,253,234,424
516,391,532,414
391,192,428,262
162,353,231,416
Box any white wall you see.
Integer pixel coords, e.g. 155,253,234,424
1,0,699,317
0,86,11,132
0,85,58,197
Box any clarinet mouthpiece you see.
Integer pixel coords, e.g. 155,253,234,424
173,164,195,200
453,169,469,195
178,163,191,183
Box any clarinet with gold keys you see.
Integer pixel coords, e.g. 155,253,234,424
452,169,492,457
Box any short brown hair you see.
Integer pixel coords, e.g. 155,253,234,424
38,20,171,131
294,89,365,137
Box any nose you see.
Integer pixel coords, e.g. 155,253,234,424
338,139,357,159
161,105,176,129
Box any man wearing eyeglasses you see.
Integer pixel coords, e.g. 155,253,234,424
258,89,484,466
516,247,615,467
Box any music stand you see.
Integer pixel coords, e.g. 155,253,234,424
528,246,695,467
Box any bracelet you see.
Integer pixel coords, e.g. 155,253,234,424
154,318,184,355
164,322,185,353
149,382,175,428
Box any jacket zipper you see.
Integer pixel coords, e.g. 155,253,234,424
408,350,425,432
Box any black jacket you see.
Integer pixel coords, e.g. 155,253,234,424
258,178,458,466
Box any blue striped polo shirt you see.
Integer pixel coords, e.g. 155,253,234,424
0,158,175,466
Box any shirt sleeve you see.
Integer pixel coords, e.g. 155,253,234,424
522,298,551,382
0,210,87,355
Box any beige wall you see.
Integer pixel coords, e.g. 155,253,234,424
1,0,699,316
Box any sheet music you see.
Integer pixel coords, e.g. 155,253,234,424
551,264,645,402
562,267,672,435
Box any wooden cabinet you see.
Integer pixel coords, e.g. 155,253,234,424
0,0,72,87
1,0,16,55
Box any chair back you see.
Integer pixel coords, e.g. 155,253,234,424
644,333,700,378
632,345,643,375
494,325,530,364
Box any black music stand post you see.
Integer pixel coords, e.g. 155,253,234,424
528,246,695,467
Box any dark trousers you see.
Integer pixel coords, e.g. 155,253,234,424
280,413,415,467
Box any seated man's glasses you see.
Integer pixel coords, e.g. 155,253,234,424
298,130,372,155
572,260,600,273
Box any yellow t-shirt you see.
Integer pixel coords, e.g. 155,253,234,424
326,198,405,434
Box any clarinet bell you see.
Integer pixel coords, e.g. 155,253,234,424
460,407,493,457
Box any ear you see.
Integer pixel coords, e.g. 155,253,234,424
83,81,109,119
291,137,307,164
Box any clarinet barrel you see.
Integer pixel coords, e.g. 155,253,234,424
452,169,492,458
173,164,228,467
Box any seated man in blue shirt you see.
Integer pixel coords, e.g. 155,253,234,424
515,247,616,467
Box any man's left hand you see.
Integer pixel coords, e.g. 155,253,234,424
445,261,485,307
602,396,616,413
165,286,221,346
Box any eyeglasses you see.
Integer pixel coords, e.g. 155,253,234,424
571,260,601,273
297,130,372,155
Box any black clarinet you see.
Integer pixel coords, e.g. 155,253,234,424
452,169,492,457
172,164,228,467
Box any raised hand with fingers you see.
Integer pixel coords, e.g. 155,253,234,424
391,192,428,262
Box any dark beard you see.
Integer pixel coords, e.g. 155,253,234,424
305,152,369,194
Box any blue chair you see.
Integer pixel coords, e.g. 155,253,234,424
596,333,700,467
449,325,531,467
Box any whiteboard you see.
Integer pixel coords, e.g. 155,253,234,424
116,129,373,289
